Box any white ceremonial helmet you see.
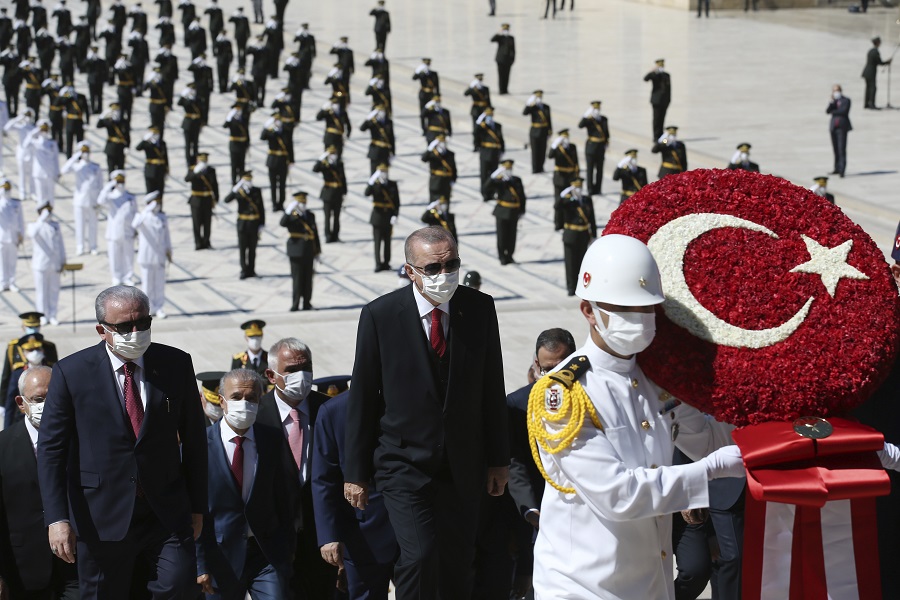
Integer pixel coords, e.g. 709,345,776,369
576,234,665,306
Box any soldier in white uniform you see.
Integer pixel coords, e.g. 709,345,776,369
0,177,25,292
3,108,36,199
26,202,66,326
529,234,744,600
26,119,60,208
132,191,172,318
97,170,137,286
61,140,103,255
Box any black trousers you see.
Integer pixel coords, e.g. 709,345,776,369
530,130,548,173
217,62,229,92
230,144,247,183
472,493,517,600
254,75,267,105
4,85,18,115
373,225,391,267
89,83,103,112
144,171,165,196
864,76,877,108
50,113,64,149
65,122,84,158
236,41,247,68
563,233,589,294
288,528,338,600
190,198,212,249
238,229,258,276
672,515,712,600
709,494,745,600
289,254,314,309
376,31,387,51
497,61,512,94
268,164,287,211
697,0,709,16
830,128,848,176
149,104,166,131
183,124,200,166
480,154,500,200
369,146,391,175
585,147,605,194
107,146,125,173
496,215,519,263
544,0,556,18
323,198,343,241
652,102,669,141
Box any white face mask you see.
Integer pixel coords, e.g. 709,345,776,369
274,369,313,401
739,152,749,162
414,268,459,305
247,337,262,352
25,399,44,428
204,401,224,421
105,327,152,360
592,306,656,356
666,135,677,145
25,349,44,365
833,91,842,100
223,399,258,429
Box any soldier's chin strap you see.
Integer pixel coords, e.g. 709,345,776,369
527,356,603,495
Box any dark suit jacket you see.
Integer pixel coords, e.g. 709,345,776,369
643,70,671,106
345,284,509,502
862,47,887,80
0,421,78,593
312,392,397,565
827,96,852,131
37,341,208,542
506,384,543,518
196,421,295,590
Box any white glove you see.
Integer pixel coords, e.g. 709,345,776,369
390,216,397,226
699,445,745,480
284,200,299,214
617,156,631,169
878,442,900,471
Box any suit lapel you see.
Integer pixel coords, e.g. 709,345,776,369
444,293,467,410
90,341,134,433
210,421,243,498
396,286,440,400
138,344,165,442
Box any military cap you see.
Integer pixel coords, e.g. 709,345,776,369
186,82,196,88
340,36,348,42
558,128,570,135
422,57,431,63
236,66,245,73
571,176,584,184
0,177,11,188
501,23,510,29
300,22,308,27
533,89,543,95
312,375,351,397
475,73,484,78
110,169,126,181
463,271,482,288
431,94,441,102
19,333,44,350
377,0,385,5
325,144,338,153
241,170,253,179
736,143,751,152
240,319,265,337
19,312,43,328
197,151,209,159
435,133,446,141
655,58,665,66
196,371,225,405
148,126,161,133
625,148,638,156
501,158,514,166
292,191,308,199
376,163,390,171
813,176,829,185
873,36,882,44
373,103,386,110
109,102,120,108
591,100,601,106
665,125,678,133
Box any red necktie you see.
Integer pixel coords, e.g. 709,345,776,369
123,362,143,440
289,408,304,472
430,308,446,357
231,436,244,491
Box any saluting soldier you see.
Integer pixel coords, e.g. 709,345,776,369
484,158,526,265
421,197,457,242
21,61,43,116
263,17,283,77
213,31,232,92
178,82,202,165
523,89,551,173
491,23,515,95
178,0,197,40
131,190,171,318
53,0,73,36
0,47,21,118
223,101,249,184
464,73,491,148
294,22,315,90
421,134,457,202
188,54,213,124
330,36,354,103
129,3,148,34
260,111,292,212
281,192,321,311
554,177,596,296
360,104,394,174
205,0,223,42
42,74,64,149
98,20,121,81
643,58,671,142
474,107,504,201
146,66,168,131
228,67,255,102
113,52,135,122
57,35,76,84
185,150,219,249
135,126,168,195
228,7,250,68
325,62,348,101
60,141,102,254
127,31,149,94
223,170,265,279
412,58,439,133
154,43,178,106
0,177,24,292
230,319,268,375
0,312,58,405
185,17,206,59
422,95,452,145
364,46,389,86
73,15,90,67
271,87,297,145
612,149,648,204
651,125,687,179
578,100,609,195
56,81,88,157
283,53,304,117
247,34,270,105
726,142,759,172
316,93,351,157
365,72,391,115
155,15,175,47
313,146,347,243
96,102,129,173
370,0,390,51
548,128,579,205
811,176,835,205
365,164,399,272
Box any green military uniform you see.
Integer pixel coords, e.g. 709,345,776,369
484,159,526,265
0,312,58,406
135,127,169,196
280,192,322,311
612,149,648,204
651,125,687,179
578,101,610,195
364,167,400,272
230,319,268,376
312,149,347,243
554,178,597,296
359,107,395,174
223,171,265,278
475,108,505,201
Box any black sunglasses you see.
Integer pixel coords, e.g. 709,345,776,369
408,258,462,277
101,316,153,335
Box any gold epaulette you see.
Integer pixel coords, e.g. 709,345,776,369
232,352,245,361
547,355,591,389
11,361,25,371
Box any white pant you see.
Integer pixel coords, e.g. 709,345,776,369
107,239,135,284
33,177,55,208
0,242,17,287
17,155,33,198
74,205,98,253
33,268,60,320
141,264,166,313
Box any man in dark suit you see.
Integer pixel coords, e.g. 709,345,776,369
280,192,321,312
313,390,398,600
196,369,295,600
862,37,891,109
230,320,267,377
344,226,510,599
578,101,609,195
827,84,852,178
37,285,207,598
258,337,338,599
643,58,671,141
0,365,79,599
491,24,515,95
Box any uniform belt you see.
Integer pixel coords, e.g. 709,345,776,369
185,113,201,118
192,190,213,196
323,181,342,188
237,214,260,220
325,127,343,135
268,150,288,156
473,101,488,106
661,162,681,169
531,123,548,128
481,142,501,149
371,140,391,148
109,137,126,144
554,166,577,173
497,200,520,209
229,136,248,142
623,190,636,197
150,98,167,104
427,125,446,132
146,158,166,164
118,81,134,87
372,202,393,209
431,170,452,177
289,232,314,240
564,223,590,231
25,84,40,90
421,87,433,92
281,118,294,124
50,106,62,111
66,114,83,119
588,136,606,143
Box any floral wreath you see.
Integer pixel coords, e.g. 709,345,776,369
603,169,900,426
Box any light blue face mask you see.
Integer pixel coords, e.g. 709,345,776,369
24,327,39,335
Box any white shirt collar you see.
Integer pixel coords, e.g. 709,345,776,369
25,418,39,450
220,416,256,443
104,343,146,372
246,348,262,361
274,389,308,423
412,283,449,319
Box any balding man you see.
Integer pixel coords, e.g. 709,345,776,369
0,366,79,599
345,226,509,599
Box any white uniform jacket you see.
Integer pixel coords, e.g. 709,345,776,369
61,155,104,207
98,184,137,242
27,214,66,272
132,209,171,267
0,194,25,244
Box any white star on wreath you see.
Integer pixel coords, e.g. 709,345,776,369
790,235,869,297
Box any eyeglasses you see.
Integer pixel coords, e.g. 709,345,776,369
101,316,153,335
408,257,461,277
25,396,45,404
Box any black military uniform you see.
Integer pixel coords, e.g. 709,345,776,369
0,313,58,407
272,89,297,146
315,97,351,157
188,55,213,124
214,33,232,92
312,150,347,243
365,74,391,115
206,0,223,46
223,103,249,184
423,95,452,144
325,62,349,101
184,152,220,249
365,166,399,271
283,53,304,117
294,23,315,90
155,0,173,19
96,103,129,172
643,59,671,142
812,176,835,205
421,199,457,242
281,192,321,311
135,128,169,194
21,65,42,116
57,37,76,83
548,130,580,205
146,69,168,131
0,49,21,116
651,125,687,179
98,22,122,80
611,149,648,204
578,101,610,195
261,115,293,212
263,19,283,78
127,33,149,94
42,76,64,150
484,160,526,265
110,1,127,36
55,86,88,157
185,19,207,59
53,1,72,35
0,9,11,51
178,84,203,165
31,1,49,31
421,136,457,202
464,74,491,146
364,48,389,86
247,37,270,105
370,1,390,50
35,30,56,81
330,37,354,103
73,17,90,67
412,58,439,131
113,54,135,122
223,172,265,279
554,178,596,295
129,4,148,34
491,24,515,95
178,0,196,39
523,90,551,173
474,108,505,201
360,107,395,174
230,319,268,375
229,8,250,68
228,69,255,102
863,37,891,109
154,46,178,106
726,142,759,172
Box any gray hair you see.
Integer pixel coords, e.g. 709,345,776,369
18,365,52,396
267,338,312,370
95,286,150,323
404,226,457,264
219,368,264,399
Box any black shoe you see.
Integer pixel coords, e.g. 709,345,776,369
240,272,247,279
374,265,383,272
290,306,299,312
303,303,313,311
567,290,576,296
381,262,391,271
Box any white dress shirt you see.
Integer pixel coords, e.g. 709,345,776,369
246,349,263,369
274,390,310,485
218,418,258,504
25,418,38,451
104,344,148,410
412,284,449,342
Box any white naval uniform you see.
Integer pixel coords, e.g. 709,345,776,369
0,191,24,288
97,183,137,284
28,132,60,208
61,153,103,254
27,212,66,322
533,338,735,600
132,207,171,314
3,118,35,198
0,100,8,172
